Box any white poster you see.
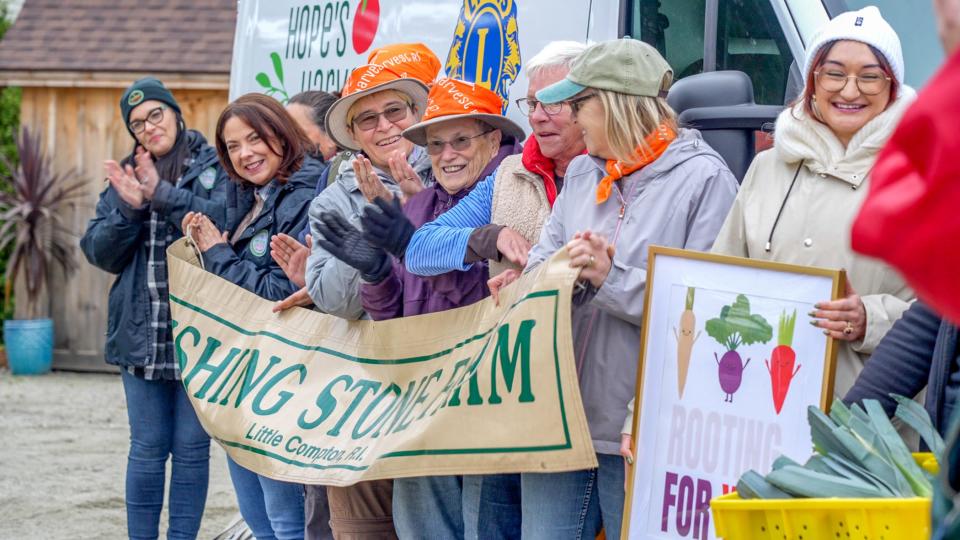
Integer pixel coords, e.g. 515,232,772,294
623,247,842,540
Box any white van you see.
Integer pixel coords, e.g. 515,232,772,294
231,0,941,105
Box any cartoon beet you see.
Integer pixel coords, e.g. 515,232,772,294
673,287,701,399
765,310,801,414
706,294,773,403
352,0,380,54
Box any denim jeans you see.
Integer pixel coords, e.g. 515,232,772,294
393,476,464,539
121,371,211,540
521,453,625,540
227,457,305,540
392,474,521,539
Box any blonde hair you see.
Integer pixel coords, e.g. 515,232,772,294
595,89,677,164
345,89,416,128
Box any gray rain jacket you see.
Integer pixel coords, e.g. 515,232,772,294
526,129,739,455
305,147,433,319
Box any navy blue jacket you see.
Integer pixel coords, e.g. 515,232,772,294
80,130,230,367
844,300,959,435
296,158,332,244
202,156,322,301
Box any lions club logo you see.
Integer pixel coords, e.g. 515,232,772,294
445,0,521,114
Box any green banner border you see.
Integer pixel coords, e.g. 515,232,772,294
169,289,574,471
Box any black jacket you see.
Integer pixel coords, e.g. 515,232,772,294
201,156,322,301
844,300,959,435
80,130,230,367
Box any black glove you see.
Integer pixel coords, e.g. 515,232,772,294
314,211,391,283
361,196,415,260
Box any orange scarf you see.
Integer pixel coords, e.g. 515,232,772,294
596,124,677,204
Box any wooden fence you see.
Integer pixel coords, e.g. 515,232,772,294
17,85,228,371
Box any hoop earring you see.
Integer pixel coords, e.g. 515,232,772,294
811,95,826,123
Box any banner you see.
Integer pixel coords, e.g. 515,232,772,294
167,238,597,486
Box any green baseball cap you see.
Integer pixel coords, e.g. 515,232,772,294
536,38,673,104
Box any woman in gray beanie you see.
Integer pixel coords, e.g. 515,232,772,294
80,76,230,539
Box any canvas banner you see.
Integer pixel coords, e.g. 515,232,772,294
166,238,597,486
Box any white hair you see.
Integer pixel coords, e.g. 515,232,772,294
525,41,589,79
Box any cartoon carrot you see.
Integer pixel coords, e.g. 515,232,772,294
673,287,701,398
765,310,800,414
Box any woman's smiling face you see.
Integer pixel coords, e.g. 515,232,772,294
347,90,417,170
222,116,283,186
812,40,892,145
425,119,499,195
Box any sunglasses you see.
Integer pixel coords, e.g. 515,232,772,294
352,104,411,131
425,129,494,156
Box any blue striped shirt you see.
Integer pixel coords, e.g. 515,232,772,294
405,173,496,276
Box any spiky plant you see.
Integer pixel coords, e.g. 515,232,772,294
0,126,86,319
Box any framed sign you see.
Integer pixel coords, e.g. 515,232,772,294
622,247,843,540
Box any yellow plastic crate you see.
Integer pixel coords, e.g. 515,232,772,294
917,452,939,475
711,453,937,540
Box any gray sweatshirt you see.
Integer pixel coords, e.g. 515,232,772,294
526,129,739,455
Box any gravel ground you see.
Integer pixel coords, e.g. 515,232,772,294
0,369,238,539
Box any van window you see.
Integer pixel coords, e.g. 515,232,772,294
626,0,794,105
627,0,706,79
716,0,794,105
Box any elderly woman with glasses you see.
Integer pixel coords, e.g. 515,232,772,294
269,46,444,315
80,77,230,540
277,63,432,321
314,77,524,539
402,40,589,282
711,6,916,399
278,62,435,539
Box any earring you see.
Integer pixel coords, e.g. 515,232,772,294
810,95,825,122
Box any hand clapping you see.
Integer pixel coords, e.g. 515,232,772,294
183,211,227,252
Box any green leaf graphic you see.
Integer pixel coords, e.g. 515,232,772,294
255,72,271,89
270,52,284,85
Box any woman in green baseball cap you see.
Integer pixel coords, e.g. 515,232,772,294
505,38,739,538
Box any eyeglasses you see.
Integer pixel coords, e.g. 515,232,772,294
352,104,411,131
129,105,167,134
515,98,564,117
567,93,597,115
814,70,891,96
425,129,494,156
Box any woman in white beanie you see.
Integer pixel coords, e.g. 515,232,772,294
711,5,916,398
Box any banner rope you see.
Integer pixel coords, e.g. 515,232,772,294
185,224,206,271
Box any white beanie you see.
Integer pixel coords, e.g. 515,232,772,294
802,6,904,86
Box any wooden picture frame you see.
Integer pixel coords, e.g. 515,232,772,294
621,246,843,540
